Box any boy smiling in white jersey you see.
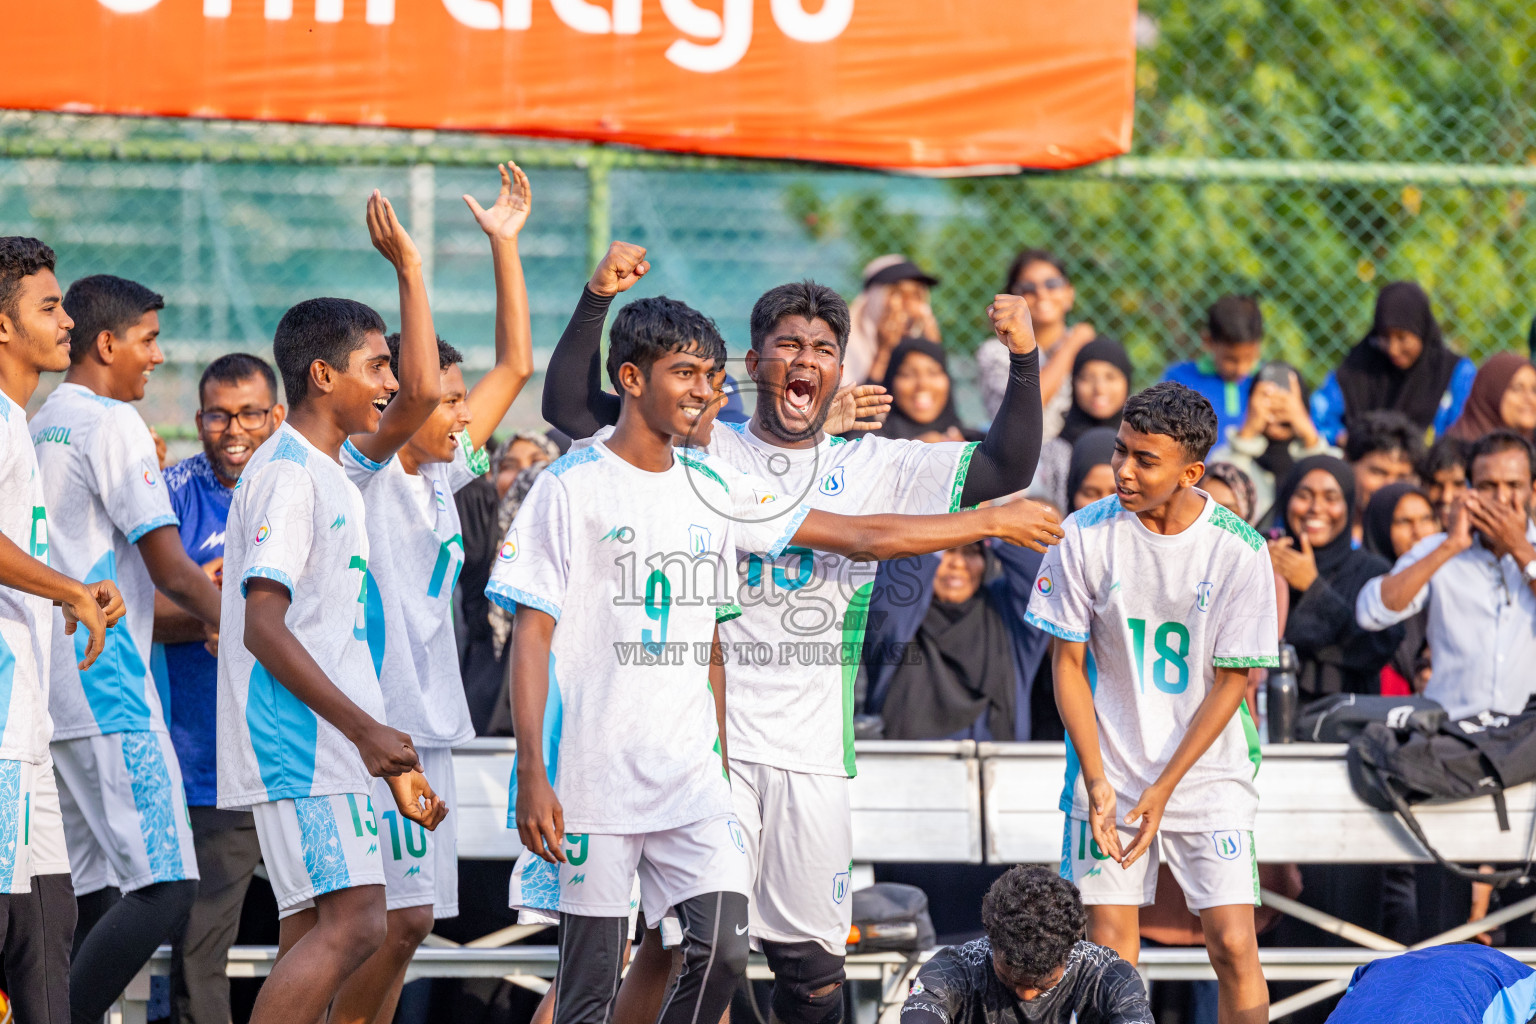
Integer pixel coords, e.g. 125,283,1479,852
332,163,535,1024
1025,382,1277,1024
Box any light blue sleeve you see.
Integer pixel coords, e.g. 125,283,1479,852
1311,372,1346,445
1432,357,1478,439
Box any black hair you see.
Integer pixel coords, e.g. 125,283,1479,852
1418,436,1467,482
0,237,56,321
1003,248,1068,292
981,866,1085,983
1343,409,1424,465
272,297,386,406
1121,381,1218,462
606,296,726,391
199,353,278,407
384,332,464,381
1206,294,1263,345
1466,429,1536,482
63,274,164,365
749,281,850,353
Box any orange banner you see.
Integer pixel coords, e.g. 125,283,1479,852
3,1,1136,170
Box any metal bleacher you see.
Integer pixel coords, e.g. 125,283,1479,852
118,739,1536,1023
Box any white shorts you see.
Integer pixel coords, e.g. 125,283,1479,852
509,850,641,935
52,731,199,894
510,814,749,936
0,758,45,893
373,746,458,918
1061,815,1259,914
30,750,70,878
252,792,386,918
731,760,853,955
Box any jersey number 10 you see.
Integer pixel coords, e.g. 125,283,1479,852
1126,618,1191,694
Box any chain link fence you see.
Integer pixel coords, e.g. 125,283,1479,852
1,0,1533,437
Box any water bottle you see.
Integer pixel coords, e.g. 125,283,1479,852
1266,643,1299,743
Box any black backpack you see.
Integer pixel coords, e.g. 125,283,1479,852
1347,708,1536,883
1296,693,1446,743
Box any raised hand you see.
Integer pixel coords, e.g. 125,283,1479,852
386,769,449,831
1466,492,1535,562
366,189,423,273
987,294,1038,355
464,162,532,242
823,383,893,435
988,498,1065,553
1267,534,1318,592
516,773,567,865
588,241,650,298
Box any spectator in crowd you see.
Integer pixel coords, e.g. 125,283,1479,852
153,353,284,1024
1162,295,1265,442
844,254,941,385
1418,436,1468,526
1269,456,1403,698
1357,430,1536,720
1326,944,1536,1024
1444,351,1536,443
1029,338,1131,513
1343,410,1423,538
1207,363,1338,520
900,867,1152,1024
879,336,974,441
977,249,1095,436
1360,482,1438,695
1062,427,1119,514
495,431,558,491
1311,281,1475,444
1199,462,1259,525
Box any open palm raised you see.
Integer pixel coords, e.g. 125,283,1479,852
464,161,532,240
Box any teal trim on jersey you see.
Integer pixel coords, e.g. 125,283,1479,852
245,660,319,801
507,653,563,828
1024,609,1089,643
1057,815,1072,881
546,445,602,478
77,550,154,733
363,568,386,680
485,582,561,623
1239,701,1262,779
1486,971,1536,1024
714,603,742,624
1207,504,1265,551
947,443,979,513
427,533,466,600
240,566,294,599
1071,495,1123,529
828,435,849,446
121,730,187,882
677,449,728,492
126,514,179,545
150,642,170,731
0,759,19,891
271,432,310,467
762,503,812,561
841,582,873,778
0,633,15,751
295,795,351,895
1058,652,1098,813
340,438,390,473
1214,655,1279,668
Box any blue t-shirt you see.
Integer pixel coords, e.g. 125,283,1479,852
1161,357,1253,443
154,452,231,807
1327,945,1536,1024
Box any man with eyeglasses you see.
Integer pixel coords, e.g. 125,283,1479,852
154,352,284,1024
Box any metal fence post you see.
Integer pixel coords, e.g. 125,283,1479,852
587,146,614,273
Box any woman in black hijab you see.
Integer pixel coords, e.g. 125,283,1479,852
1361,481,1439,695
1029,339,1131,511
878,337,969,441
1268,455,1404,697
1323,281,1475,441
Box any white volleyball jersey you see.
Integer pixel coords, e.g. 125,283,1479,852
1025,493,1278,831
341,441,476,749
217,424,384,809
486,441,807,834
32,383,177,740
0,390,54,763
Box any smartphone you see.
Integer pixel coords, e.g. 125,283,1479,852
1257,362,1293,389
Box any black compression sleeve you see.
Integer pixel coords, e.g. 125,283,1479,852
541,286,621,439
959,349,1042,508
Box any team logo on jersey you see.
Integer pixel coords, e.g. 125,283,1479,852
498,531,519,563
909,980,925,997
1196,581,1214,612
1212,831,1243,860
819,466,846,496
832,870,850,904
689,524,712,558
1035,575,1053,597
143,469,158,487
727,820,745,853
254,520,271,545
754,491,777,505
433,481,448,511
601,526,635,543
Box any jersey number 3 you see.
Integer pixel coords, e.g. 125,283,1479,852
1127,618,1190,694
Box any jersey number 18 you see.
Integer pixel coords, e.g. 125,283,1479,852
1126,618,1191,694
